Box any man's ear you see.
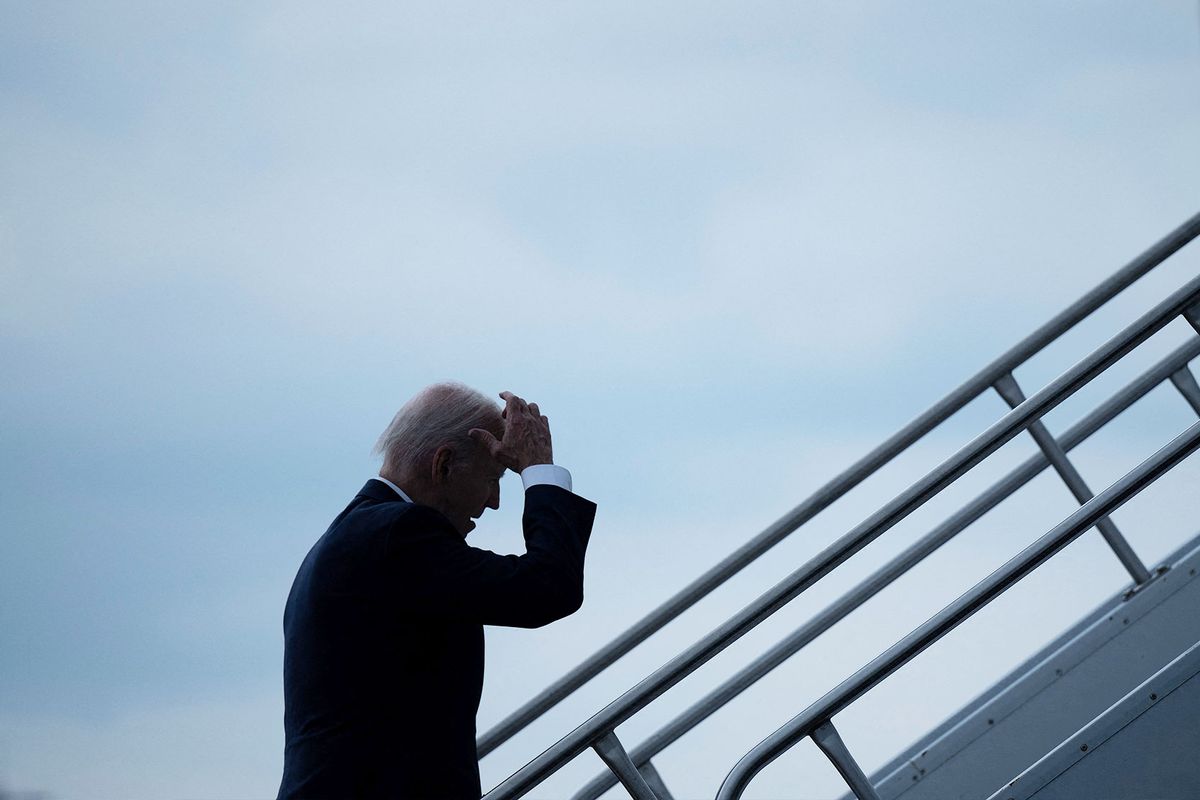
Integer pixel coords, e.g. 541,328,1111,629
431,445,455,485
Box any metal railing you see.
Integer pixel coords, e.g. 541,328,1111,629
569,335,1200,800
717,418,1200,800
477,213,1200,762
480,213,1200,800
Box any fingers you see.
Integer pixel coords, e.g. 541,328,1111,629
498,391,550,433
500,391,543,425
489,391,554,471
499,391,527,420
468,428,501,454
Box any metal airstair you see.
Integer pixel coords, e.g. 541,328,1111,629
478,212,1200,800
986,638,1200,800
835,535,1200,800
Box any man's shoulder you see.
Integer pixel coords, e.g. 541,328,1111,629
342,492,458,543
296,497,455,588
341,492,419,532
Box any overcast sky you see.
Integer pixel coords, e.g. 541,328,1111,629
3,3,1200,799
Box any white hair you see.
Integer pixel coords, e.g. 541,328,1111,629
373,381,501,475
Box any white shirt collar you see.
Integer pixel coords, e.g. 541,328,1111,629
372,475,414,503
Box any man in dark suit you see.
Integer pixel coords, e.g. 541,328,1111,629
277,383,596,799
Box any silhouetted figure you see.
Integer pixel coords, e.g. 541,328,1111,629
277,384,596,799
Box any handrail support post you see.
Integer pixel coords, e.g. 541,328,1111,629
1169,365,1200,416
812,720,883,800
1184,301,1200,337
592,731,660,800
993,372,1152,585
637,761,676,800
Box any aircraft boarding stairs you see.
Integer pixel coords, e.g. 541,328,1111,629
838,534,1200,800
477,212,1200,800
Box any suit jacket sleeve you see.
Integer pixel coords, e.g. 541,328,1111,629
384,484,596,628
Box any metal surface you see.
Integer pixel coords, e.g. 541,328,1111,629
992,372,1151,584
484,277,1200,800
848,530,1200,800
812,720,883,800
570,341,1200,800
476,213,1200,760
638,761,676,800
854,537,1200,800
592,731,660,800
715,420,1200,800
1186,301,1200,336
988,641,1200,800
1170,365,1200,415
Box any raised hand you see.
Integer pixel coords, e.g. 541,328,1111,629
469,391,553,473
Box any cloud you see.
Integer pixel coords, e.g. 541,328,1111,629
0,692,281,799
3,2,1200,798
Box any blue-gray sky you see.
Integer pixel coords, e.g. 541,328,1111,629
2,3,1200,798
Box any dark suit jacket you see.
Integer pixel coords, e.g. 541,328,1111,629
277,479,596,800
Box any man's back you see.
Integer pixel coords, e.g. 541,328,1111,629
278,478,595,800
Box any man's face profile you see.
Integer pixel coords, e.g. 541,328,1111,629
435,415,506,536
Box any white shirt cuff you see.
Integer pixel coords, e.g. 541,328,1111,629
520,464,572,493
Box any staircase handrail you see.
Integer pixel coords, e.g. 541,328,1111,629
716,418,1200,800
569,335,1200,800
481,253,1200,798
477,212,1200,760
